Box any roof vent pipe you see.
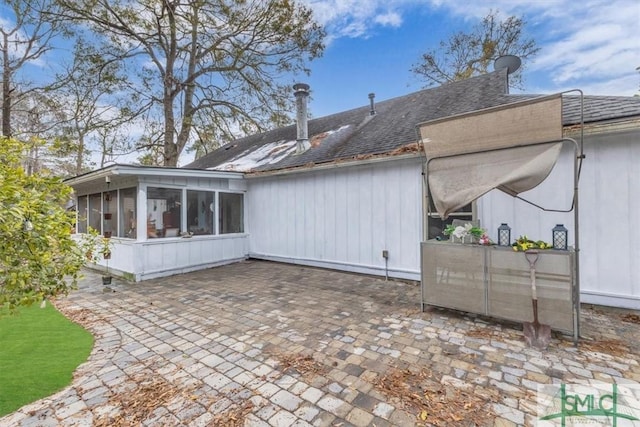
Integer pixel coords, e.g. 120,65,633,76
294,83,310,154
368,93,376,116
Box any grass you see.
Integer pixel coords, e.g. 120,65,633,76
0,303,93,417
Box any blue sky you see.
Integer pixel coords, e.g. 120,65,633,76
298,0,640,117
2,0,638,166
8,0,637,120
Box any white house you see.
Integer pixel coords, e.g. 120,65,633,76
66,69,640,309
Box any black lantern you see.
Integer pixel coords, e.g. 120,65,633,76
552,224,568,250
498,223,511,246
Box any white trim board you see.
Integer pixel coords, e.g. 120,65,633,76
248,253,421,282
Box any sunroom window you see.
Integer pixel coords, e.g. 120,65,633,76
147,187,182,238
77,195,88,233
88,193,102,233
187,190,215,235
119,187,137,239
103,191,117,238
219,192,244,234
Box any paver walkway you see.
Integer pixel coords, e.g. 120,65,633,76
2,260,639,426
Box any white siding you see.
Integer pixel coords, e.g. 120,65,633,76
478,130,640,309
92,235,248,281
136,234,248,280
138,175,230,190
247,158,424,280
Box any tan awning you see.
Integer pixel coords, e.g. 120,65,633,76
419,95,564,218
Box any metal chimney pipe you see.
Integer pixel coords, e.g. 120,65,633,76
294,83,310,153
368,93,376,116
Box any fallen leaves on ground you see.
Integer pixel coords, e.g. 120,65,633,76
210,401,255,427
373,367,494,426
577,339,629,357
57,307,99,327
402,308,422,316
465,328,497,339
464,327,521,341
621,313,640,324
273,352,327,381
93,375,191,427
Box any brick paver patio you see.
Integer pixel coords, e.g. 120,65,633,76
2,260,639,426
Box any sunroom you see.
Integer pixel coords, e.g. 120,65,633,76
65,164,249,281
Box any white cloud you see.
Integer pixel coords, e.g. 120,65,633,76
423,0,640,95
303,0,410,40
338,21,369,39
374,11,403,27
524,1,639,95
305,0,640,95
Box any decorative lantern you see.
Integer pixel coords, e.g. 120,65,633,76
552,224,568,250
498,223,511,246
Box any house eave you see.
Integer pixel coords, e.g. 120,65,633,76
564,117,640,138
243,152,424,179
64,164,244,187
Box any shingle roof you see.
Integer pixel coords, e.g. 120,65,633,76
185,70,640,172
186,70,510,171
562,95,640,125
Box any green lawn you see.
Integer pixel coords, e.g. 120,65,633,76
0,304,94,417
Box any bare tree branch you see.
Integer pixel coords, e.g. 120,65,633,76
1,0,67,137
54,0,325,166
411,10,540,89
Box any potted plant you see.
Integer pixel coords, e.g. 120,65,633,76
444,223,487,244
511,235,552,252
99,236,114,285
81,227,115,285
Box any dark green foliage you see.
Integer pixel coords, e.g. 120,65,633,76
0,137,95,309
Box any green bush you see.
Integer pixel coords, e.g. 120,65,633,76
0,137,95,310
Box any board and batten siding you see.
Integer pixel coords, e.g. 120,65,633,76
135,235,248,281
247,157,424,280
90,235,248,281
478,129,640,309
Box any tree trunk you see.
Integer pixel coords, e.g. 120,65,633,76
76,134,85,174
161,2,180,168
163,95,178,166
172,10,199,168
26,144,39,176
2,32,12,138
99,131,107,167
